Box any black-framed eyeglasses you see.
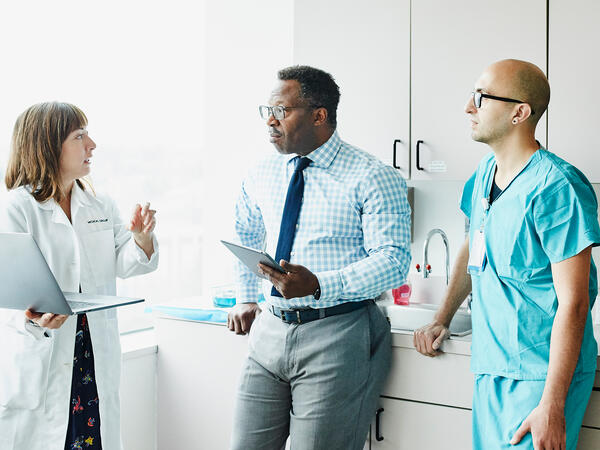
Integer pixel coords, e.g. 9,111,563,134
471,91,535,115
259,105,307,121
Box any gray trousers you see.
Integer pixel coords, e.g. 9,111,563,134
230,301,392,450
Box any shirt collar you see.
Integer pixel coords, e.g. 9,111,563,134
28,181,91,209
25,185,54,211
71,181,92,207
300,130,342,169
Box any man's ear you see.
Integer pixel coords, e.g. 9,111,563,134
513,103,533,124
313,107,328,126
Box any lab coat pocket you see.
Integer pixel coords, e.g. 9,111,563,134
81,228,116,286
0,332,52,410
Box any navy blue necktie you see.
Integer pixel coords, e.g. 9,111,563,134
271,156,311,297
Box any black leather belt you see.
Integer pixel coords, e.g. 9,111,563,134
270,300,373,325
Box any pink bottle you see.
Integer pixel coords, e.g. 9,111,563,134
392,283,412,305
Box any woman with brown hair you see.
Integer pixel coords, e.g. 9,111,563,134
0,102,159,450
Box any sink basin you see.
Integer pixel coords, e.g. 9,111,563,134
381,303,472,336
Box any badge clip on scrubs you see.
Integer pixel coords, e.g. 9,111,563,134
467,197,488,273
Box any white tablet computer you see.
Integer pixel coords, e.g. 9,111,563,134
221,240,286,279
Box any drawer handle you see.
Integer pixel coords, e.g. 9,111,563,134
375,407,384,441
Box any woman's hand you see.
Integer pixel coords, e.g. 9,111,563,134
128,202,157,259
25,309,69,329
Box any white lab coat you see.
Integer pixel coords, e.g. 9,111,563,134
0,184,159,450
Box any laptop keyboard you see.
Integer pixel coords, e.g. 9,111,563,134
68,301,103,310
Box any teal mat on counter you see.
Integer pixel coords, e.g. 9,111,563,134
145,305,229,323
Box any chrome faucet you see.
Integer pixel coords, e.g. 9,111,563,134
420,228,450,284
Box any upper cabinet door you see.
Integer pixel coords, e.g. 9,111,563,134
293,0,411,179
548,0,600,183
411,0,547,180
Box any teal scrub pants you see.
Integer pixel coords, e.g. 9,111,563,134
473,373,595,449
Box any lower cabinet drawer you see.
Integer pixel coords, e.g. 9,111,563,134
582,388,600,428
577,426,600,449
382,347,473,408
370,397,471,449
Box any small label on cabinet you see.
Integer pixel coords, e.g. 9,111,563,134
429,160,447,173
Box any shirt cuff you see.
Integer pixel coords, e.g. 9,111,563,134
132,234,159,265
315,270,343,303
11,313,50,340
235,283,261,304
25,320,51,339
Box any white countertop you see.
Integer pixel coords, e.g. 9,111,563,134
121,329,157,360
149,297,600,361
391,325,600,363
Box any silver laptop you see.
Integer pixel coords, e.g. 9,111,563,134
0,232,144,315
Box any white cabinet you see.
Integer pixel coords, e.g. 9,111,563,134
156,319,249,450
579,427,600,450
293,0,410,178
366,334,600,449
294,0,547,181
381,346,473,408
155,320,600,449
371,397,472,449
368,337,473,449
156,318,368,449
121,344,158,450
410,0,547,180
548,0,600,183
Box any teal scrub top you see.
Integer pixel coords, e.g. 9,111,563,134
461,149,600,380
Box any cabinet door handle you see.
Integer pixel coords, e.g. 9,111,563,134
393,139,402,169
375,407,384,441
416,140,425,171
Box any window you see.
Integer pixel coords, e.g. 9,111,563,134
0,0,205,332
0,0,293,332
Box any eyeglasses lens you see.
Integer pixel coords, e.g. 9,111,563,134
259,106,268,120
273,106,285,120
259,105,287,120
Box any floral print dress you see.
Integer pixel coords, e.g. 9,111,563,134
65,314,102,450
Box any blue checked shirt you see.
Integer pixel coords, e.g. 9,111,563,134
234,130,411,309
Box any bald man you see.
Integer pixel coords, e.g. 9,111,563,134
414,59,600,449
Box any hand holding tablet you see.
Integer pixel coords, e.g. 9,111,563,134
221,240,286,279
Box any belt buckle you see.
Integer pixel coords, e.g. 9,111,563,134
279,309,302,324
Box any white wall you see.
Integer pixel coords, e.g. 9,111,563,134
201,0,294,293
408,180,466,276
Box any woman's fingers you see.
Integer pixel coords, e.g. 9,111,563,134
130,202,157,234
25,310,69,329
43,314,69,329
142,202,150,214
129,203,142,231
25,309,42,321
143,209,156,226
143,217,156,234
